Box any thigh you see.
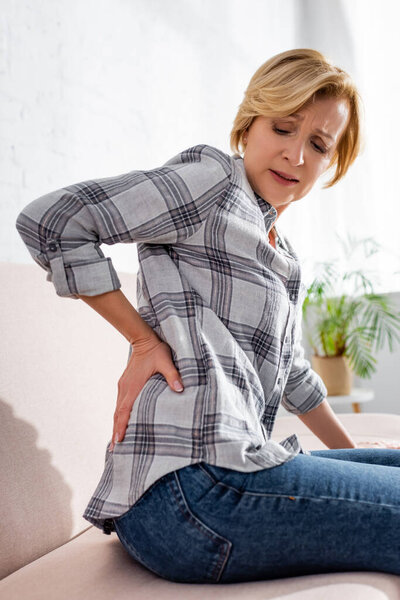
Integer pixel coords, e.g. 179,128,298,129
310,447,400,467
178,454,400,583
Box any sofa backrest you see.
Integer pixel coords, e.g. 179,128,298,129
0,261,137,579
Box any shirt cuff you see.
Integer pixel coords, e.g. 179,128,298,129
44,238,121,299
281,362,327,415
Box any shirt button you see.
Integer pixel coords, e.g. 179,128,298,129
277,378,282,385
48,242,58,252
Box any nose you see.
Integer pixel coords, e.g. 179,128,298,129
282,138,305,167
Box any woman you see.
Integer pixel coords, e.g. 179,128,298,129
15,48,400,583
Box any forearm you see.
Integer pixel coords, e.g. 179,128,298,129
297,398,357,449
77,289,156,344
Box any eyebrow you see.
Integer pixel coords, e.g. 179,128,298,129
285,113,334,141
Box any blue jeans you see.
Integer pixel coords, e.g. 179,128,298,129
113,449,400,583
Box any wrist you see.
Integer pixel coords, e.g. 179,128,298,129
129,329,161,347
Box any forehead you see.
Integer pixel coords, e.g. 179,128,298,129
292,97,348,117
281,98,350,139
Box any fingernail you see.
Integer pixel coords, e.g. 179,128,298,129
173,380,184,392
109,432,119,453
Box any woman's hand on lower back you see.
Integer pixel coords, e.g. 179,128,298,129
109,333,184,452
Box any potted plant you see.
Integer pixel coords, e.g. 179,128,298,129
302,233,400,396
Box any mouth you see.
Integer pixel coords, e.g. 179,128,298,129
270,169,299,182
269,170,299,185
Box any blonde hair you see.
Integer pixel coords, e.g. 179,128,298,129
230,48,365,189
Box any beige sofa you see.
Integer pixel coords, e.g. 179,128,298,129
1,261,399,599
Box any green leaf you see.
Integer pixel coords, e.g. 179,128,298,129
302,232,400,380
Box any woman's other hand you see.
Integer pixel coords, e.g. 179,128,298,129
109,334,184,452
357,440,400,449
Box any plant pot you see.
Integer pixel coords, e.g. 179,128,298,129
311,355,354,396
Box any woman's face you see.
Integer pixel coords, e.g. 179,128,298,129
242,96,350,213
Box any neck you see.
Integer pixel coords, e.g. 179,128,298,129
273,203,289,220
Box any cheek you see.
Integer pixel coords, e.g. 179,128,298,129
301,170,321,191
319,155,332,173
311,160,329,181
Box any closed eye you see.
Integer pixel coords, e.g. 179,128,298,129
273,127,327,154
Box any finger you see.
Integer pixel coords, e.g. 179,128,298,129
385,440,400,448
111,373,147,447
108,432,118,453
162,366,184,392
109,401,132,452
357,441,379,448
109,410,130,453
112,405,132,446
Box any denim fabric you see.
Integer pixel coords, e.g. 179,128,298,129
113,449,400,583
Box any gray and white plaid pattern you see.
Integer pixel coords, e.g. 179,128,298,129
16,144,327,532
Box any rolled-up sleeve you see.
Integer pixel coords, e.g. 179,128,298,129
280,294,327,415
281,340,327,415
15,144,232,299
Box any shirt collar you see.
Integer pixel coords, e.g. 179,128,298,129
231,154,278,230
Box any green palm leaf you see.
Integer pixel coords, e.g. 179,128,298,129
302,233,400,380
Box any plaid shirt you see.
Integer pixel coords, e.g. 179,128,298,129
15,144,327,534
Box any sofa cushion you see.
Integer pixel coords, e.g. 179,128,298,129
0,262,137,578
1,525,399,599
